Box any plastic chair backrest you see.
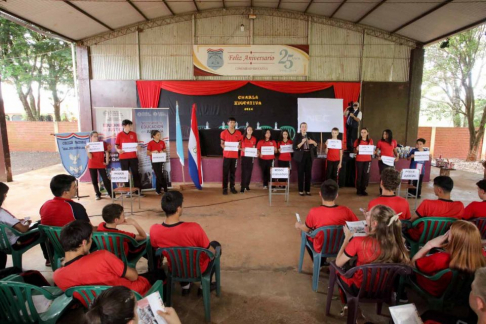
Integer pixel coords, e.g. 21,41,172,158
280,126,296,140
38,225,64,256
260,126,273,130
92,232,136,265
470,218,486,239
309,225,344,257
0,223,17,253
65,285,143,308
156,247,215,280
414,217,456,244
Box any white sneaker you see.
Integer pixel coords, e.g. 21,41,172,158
263,186,268,189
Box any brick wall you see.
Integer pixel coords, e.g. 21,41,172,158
6,121,79,152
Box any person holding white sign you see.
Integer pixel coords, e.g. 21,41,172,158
407,138,428,198
277,130,293,185
325,127,343,183
240,126,257,193
375,129,398,195
293,122,318,196
220,117,242,195
116,120,143,197
257,130,277,189
85,131,112,200
353,128,374,196
147,130,168,195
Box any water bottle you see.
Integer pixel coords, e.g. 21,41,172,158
222,121,225,128
257,122,260,129
274,122,278,130
246,122,249,127
206,121,209,129
236,121,239,129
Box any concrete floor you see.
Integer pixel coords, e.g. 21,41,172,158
3,164,482,323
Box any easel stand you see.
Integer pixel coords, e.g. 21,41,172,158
74,179,89,200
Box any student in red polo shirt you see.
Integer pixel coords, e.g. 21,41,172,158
53,220,152,296
325,127,343,183
375,129,398,195
368,168,411,220
85,131,112,200
257,129,277,190
150,191,221,296
147,130,168,195
463,179,486,220
354,128,373,196
295,179,358,265
411,221,486,297
220,117,242,195
277,130,293,186
408,176,464,241
240,126,257,193
115,119,143,197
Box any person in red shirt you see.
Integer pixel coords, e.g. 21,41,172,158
115,119,143,197
53,220,152,296
277,130,293,186
375,129,399,195
368,168,411,220
464,179,486,220
335,205,409,315
257,129,277,189
408,176,465,241
85,131,112,200
220,117,242,195
325,127,343,183
295,179,358,265
150,191,221,296
354,128,373,196
411,220,486,298
240,126,257,193
147,130,168,195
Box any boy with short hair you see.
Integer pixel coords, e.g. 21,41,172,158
325,127,343,183
368,168,411,220
463,179,486,219
220,117,242,195
407,138,428,198
407,176,464,241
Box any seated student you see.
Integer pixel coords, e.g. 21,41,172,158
470,267,486,324
294,179,358,263
0,182,50,268
335,205,409,315
463,179,486,220
40,174,90,227
85,286,181,324
368,168,411,220
97,204,147,257
407,138,428,198
411,220,486,297
53,220,151,296
150,191,221,296
407,176,464,241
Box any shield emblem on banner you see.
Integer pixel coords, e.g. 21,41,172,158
55,133,90,179
207,49,224,70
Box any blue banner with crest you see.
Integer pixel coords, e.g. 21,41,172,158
55,132,91,179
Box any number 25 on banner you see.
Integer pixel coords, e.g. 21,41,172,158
279,49,293,69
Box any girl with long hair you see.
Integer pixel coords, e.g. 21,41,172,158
147,130,168,195
354,128,373,196
240,126,257,193
85,131,112,200
277,130,293,185
257,129,277,189
375,129,398,194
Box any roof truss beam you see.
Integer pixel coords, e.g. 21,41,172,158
391,0,452,34
161,0,175,16
127,0,149,21
425,17,486,45
63,1,114,31
193,0,200,12
355,0,386,24
304,0,313,14
330,0,347,19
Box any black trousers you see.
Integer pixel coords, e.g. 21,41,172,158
120,158,142,191
346,126,358,152
89,168,112,197
278,160,291,184
297,151,312,192
240,157,254,189
325,160,340,182
408,174,424,197
151,162,168,193
259,159,273,187
355,161,371,194
222,158,237,189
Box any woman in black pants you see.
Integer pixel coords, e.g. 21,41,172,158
375,129,398,194
85,131,112,200
293,122,318,196
240,126,257,193
147,130,168,195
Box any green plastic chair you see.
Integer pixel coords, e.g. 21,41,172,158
218,126,228,129
38,225,65,271
469,217,486,239
403,217,456,257
92,232,147,268
259,125,273,130
0,276,73,324
156,246,221,322
0,224,45,269
280,126,296,140
298,225,344,292
65,280,164,308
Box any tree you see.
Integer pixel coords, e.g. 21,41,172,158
0,18,73,121
422,24,486,161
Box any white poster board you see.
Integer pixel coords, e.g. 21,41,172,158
88,142,104,153
122,142,138,152
111,170,129,182
224,142,239,151
381,155,395,166
359,145,374,155
280,144,293,153
298,98,344,133
245,148,258,157
261,146,275,156
271,168,289,179
327,140,342,150
152,153,167,163
401,169,420,180
414,151,430,162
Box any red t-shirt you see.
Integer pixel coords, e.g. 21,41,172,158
415,252,452,297
147,140,166,162
305,205,358,253
241,136,257,157
53,250,151,296
40,197,90,227
88,142,108,169
463,201,486,220
377,140,397,158
257,140,277,160
96,222,138,255
340,236,381,288
408,199,465,241
278,140,293,161
221,129,242,159
354,139,374,162
368,196,411,220
150,222,211,273
326,139,342,162
116,131,138,160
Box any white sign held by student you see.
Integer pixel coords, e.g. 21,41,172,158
327,140,342,150
111,170,129,182
389,304,423,324
152,152,167,163
261,146,275,156
122,142,138,153
271,167,289,179
224,142,239,152
280,144,293,153
413,151,430,162
381,155,395,166
245,148,258,157
401,169,420,180
358,145,374,155
346,221,367,237
88,142,104,152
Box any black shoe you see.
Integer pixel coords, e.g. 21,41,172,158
246,187,250,191
197,282,217,296
223,189,228,195
362,191,368,196
398,291,409,303
182,284,192,296
230,187,238,194
240,188,245,193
